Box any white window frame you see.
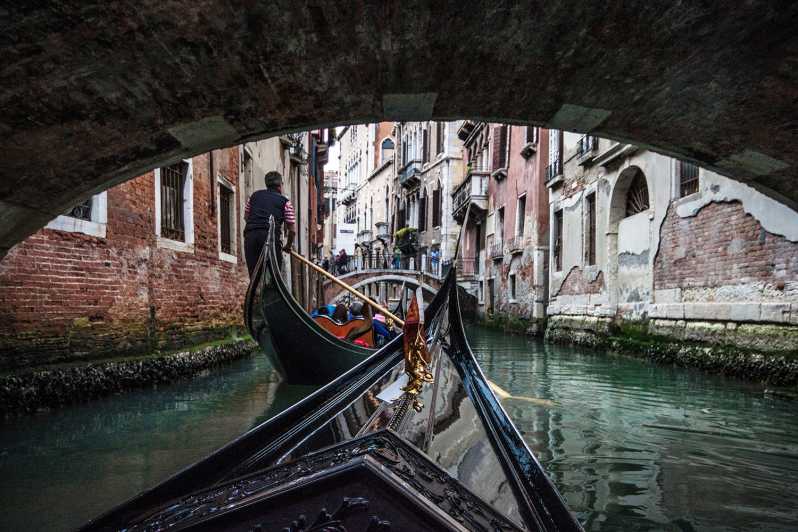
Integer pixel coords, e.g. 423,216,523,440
216,175,237,263
154,159,194,253
47,191,108,238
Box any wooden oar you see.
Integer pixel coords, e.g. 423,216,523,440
289,250,405,327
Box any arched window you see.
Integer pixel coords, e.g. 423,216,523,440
625,172,650,217
381,138,395,164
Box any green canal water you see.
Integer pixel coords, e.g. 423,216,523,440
1,327,797,531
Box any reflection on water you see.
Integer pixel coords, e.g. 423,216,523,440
1,331,797,531
0,355,314,532
466,327,798,532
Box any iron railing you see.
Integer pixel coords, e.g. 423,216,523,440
452,171,489,218
545,159,562,182
161,162,187,241
576,135,598,158
489,241,504,259
65,198,93,221
506,236,524,254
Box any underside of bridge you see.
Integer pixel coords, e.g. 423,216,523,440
2,2,797,255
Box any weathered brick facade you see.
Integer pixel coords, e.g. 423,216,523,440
0,149,248,369
655,201,798,295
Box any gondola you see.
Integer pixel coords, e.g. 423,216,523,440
244,224,403,385
81,251,583,531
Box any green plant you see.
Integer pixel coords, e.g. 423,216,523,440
394,227,417,239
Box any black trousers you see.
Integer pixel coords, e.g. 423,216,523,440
245,230,284,277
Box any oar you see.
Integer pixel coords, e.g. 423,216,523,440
289,250,405,327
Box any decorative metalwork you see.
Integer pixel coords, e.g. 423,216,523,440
277,497,390,532
65,198,92,221
122,431,520,532
625,172,650,216
679,160,699,197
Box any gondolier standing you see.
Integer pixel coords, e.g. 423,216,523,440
244,171,296,276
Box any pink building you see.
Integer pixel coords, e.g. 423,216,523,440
453,122,549,329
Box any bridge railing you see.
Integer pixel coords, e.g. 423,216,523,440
323,251,444,278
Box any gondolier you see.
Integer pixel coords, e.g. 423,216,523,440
243,171,296,276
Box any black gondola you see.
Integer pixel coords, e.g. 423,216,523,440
81,245,583,531
244,225,377,385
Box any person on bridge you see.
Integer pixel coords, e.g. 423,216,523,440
243,171,296,276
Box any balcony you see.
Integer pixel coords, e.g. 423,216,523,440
576,135,598,165
357,229,372,244
399,159,423,188
375,221,389,240
340,186,357,206
457,120,476,141
452,168,489,223
545,159,562,186
489,241,504,260
506,236,525,254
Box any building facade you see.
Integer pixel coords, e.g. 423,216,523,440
393,121,465,273
545,133,798,349
455,122,550,326
0,148,247,369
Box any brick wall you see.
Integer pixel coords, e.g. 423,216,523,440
0,148,249,369
555,266,604,296
654,201,798,296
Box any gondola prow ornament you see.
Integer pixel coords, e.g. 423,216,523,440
401,289,433,412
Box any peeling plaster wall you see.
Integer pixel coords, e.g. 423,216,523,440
547,140,798,330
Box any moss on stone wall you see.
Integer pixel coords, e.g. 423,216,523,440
481,312,545,336
0,337,258,415
545,315,798,386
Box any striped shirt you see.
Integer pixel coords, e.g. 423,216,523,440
245,196,295,226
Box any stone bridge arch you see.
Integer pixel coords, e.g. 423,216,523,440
2,2,798,255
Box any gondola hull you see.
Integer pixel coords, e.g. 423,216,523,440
83,264,582,532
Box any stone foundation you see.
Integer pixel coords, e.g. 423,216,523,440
481,312,546,337
545,315,798,386
0,338,258,415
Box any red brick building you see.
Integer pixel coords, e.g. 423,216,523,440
0,148,248,369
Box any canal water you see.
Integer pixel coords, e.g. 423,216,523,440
1,327,797,531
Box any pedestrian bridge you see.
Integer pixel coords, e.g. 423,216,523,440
323,268,445,305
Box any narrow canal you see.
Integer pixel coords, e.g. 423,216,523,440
1,327,797,531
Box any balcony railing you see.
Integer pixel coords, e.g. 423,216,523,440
576,135,598,165
489,241,504,260
506,236,524,254
545,159,562,182
399,159,423,187
357,229,372,244
452,170,489,222
374,222,389,240
455,257,478,278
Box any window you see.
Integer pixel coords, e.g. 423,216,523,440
436,122,445,154
497,125,508,168
66,198,93,221
546,130,563,181
155,160,194,251
496,207,505,243
585,192,596,265
160,162,188,241
419,192,427,232
679,160,699,197
526,126,538,144
554,209,563,271
432,185,442,227
422,129,429,163
509,274,517,301
625,172,650,217
218,181,235,259
479,280,484,303
380,138,395,163
47,192,108,238
515,195,526,237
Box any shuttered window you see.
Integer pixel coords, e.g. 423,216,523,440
498,125,508,168
554,209,563,271
432,186,442,227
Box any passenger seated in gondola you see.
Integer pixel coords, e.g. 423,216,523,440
372,313,395,347
332,303,349,323
348,300,364,320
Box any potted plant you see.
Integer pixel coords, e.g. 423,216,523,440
394,227,418,255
